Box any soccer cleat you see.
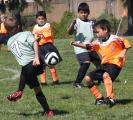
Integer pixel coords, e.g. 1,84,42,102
52,80,60,85
7,91,23,101
44,110,54,117
73,83,84,88
104,97,115,106
95,97,105,105
40,82,48,86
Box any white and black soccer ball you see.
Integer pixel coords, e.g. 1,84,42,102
44,52,59,66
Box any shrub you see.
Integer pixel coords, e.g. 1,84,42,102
51,11,74,38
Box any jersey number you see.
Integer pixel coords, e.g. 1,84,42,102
10,41,23,58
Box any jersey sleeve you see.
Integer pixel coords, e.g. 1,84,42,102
122,37,131,49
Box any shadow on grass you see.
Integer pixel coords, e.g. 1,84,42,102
116,99,133,105
57,80,74,85
0,109,69,117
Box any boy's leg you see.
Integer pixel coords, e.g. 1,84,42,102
40,70,47,85
50,67,59,85
73,52,91,88
34,86,54,116
74,63,90,85
103,72,114,98
7,74,25,101
85,68,106,105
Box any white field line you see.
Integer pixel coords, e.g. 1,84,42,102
0,67,20,81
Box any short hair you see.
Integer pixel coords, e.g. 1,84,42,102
78,2,90,14
4,17,19,33
93,19,111,33
36,11,46,19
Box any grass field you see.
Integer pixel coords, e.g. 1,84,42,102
0,37,133,120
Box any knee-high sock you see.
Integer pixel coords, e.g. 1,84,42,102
89,85,102,99
36,92,50,112
40,71,46,83
18,74,26,91
103,75,114,98
50,67,58,81
75,63,90,83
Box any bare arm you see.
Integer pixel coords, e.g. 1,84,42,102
32,41,40,66
67,20,76,35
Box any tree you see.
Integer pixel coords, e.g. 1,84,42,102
121,0,133,35
0,0,52,31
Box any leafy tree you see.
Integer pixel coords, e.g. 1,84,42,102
0,0,52,30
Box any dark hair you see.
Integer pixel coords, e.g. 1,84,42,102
36,11,46,19
4,17,19,33
78,2,90,14
93,19,111,33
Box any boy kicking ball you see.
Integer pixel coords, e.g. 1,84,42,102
3,17,54,117
71,19,131,106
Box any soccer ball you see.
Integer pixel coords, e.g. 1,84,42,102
44,52,59,66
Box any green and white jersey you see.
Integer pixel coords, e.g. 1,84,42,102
7,31,36,66
74,18,94,54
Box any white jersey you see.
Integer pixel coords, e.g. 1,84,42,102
73,18,94,54
7,31,36,66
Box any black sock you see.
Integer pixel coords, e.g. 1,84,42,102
36,92,50,112
18,74,26,91
75,63,90,84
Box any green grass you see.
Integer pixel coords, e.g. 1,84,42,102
0,37,133,120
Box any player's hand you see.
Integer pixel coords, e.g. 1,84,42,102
70,41,75,45
37,34,45,39
32,57,40,66
118,50,126,61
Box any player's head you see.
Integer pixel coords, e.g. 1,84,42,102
4,17,19,34
36,11,46,26
78,2,90,20
93,19,111,40
0,14,7,23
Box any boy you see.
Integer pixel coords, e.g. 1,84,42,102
67,2,101,88
2,17,54,116
0,14,7,50
32,11,62,85
71,19,131,106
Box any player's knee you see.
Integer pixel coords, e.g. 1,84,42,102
85,76,94,87
103,72,110,79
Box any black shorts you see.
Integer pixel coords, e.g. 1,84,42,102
88,64,121,82
39,43,62,63
76,51,101,66
21,59,44,89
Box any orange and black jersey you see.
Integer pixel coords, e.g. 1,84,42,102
90,35,131,68
32,23,54,45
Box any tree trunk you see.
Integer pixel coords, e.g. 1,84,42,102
126,0,133,35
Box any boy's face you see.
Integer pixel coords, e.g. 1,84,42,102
36,16,46,26
94,27,108,40
78,10,89,20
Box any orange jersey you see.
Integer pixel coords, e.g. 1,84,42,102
32,23,54,45
92,35,131,68
0,23,7,34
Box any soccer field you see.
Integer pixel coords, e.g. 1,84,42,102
0,38,133,120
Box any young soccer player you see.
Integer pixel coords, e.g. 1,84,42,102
2,17,54,116
71,19,131,106
67,2,101,88
0,14,7,50
32,11,62,85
